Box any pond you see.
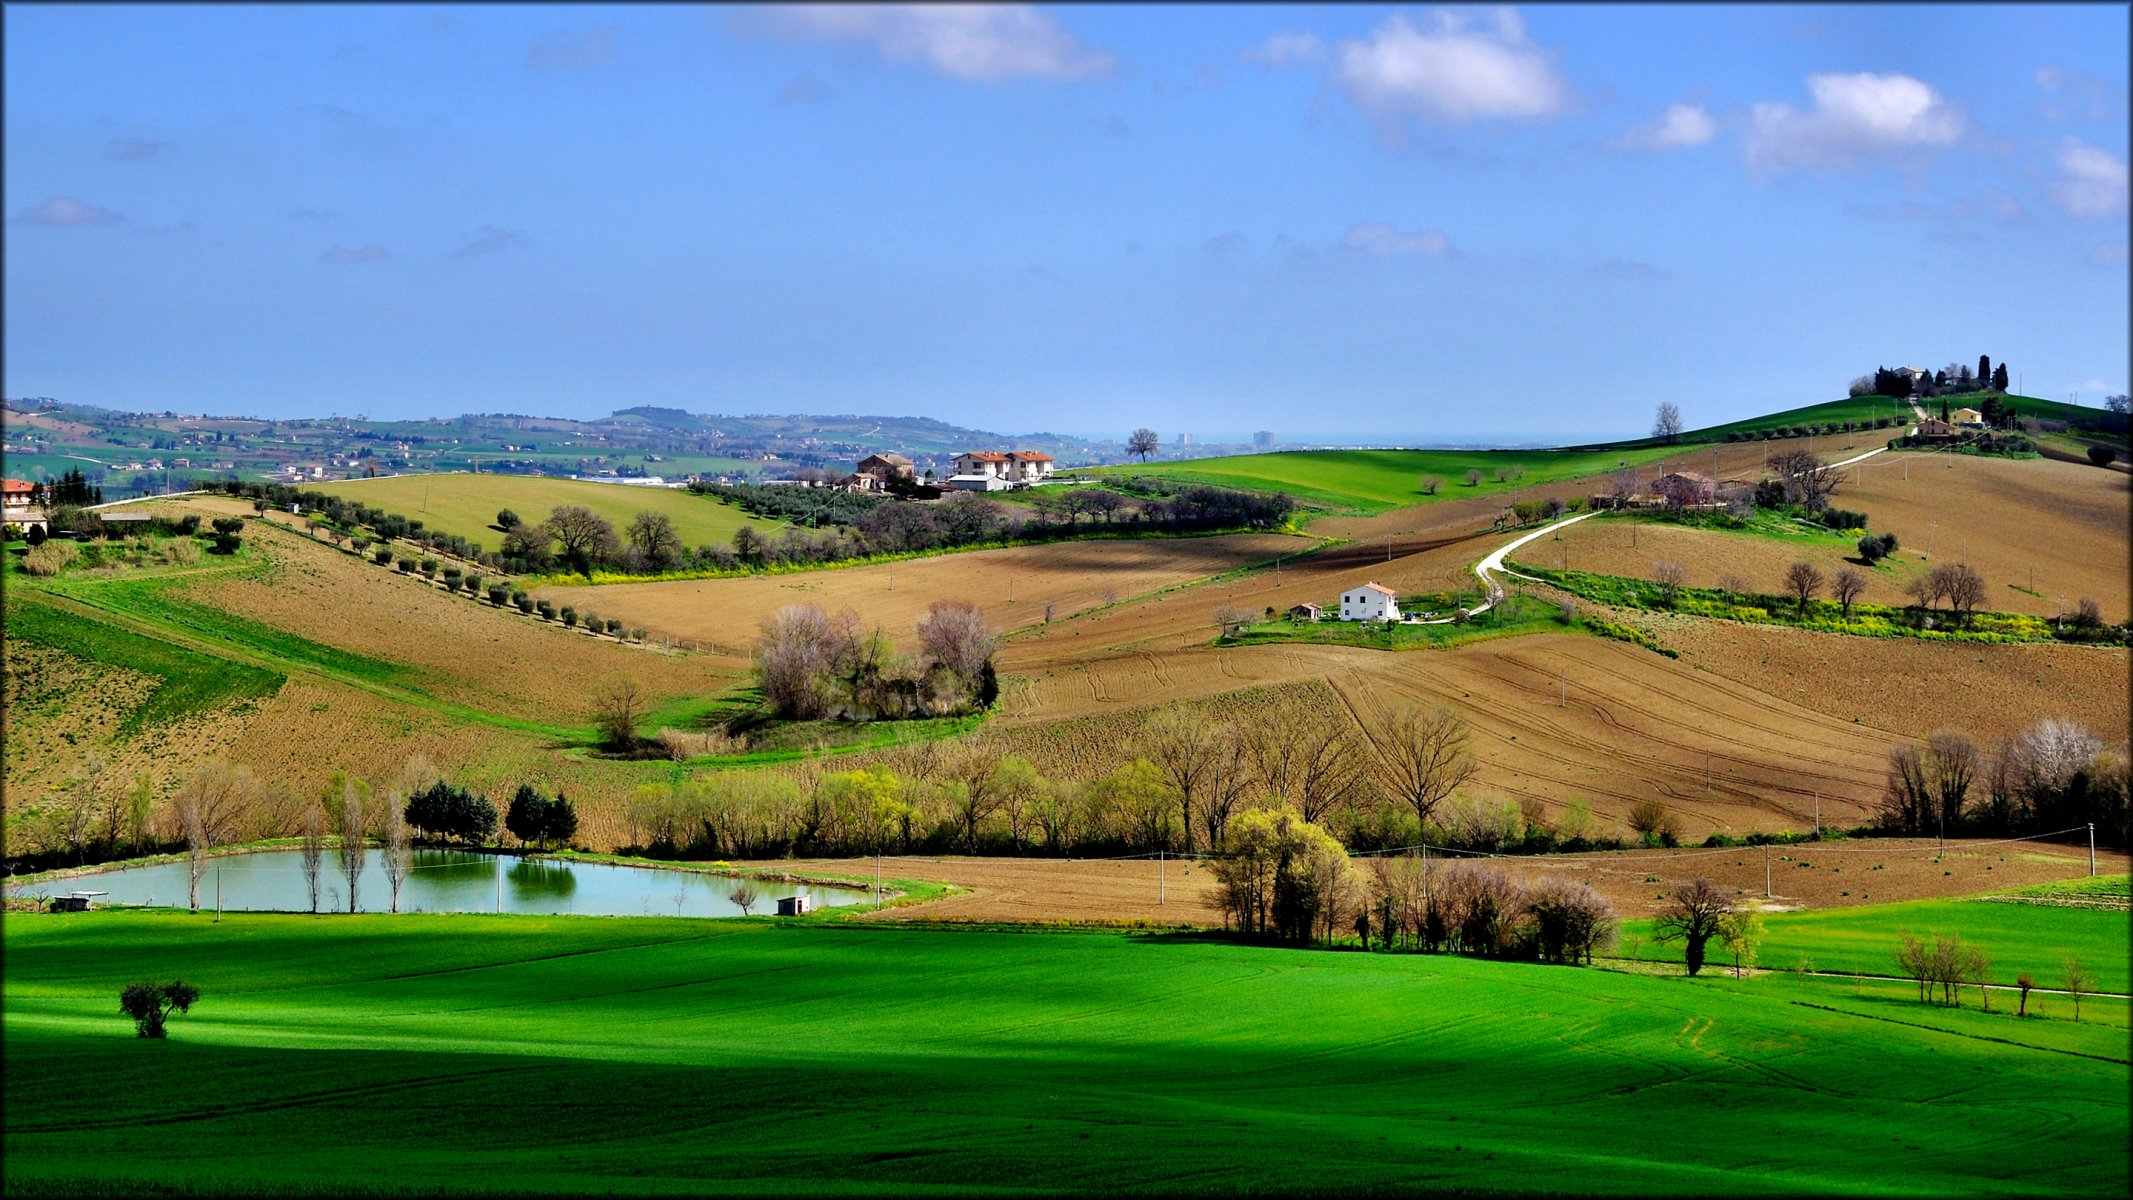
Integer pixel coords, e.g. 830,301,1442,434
5,850,876,918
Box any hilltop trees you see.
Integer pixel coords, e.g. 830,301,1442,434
1652,401,1684,444
404,780,498,845
1127,428,1160,462
543,506,621,575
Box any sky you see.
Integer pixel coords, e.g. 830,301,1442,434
5,4,2128,442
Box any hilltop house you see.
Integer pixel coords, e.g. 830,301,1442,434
853,453,915,492
1950,407,1986,428
2,479,48,533
948,449,1055,491
1339,582,1401,623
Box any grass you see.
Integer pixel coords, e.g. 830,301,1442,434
2,593,284,733
1220,593,1571,651
1089,447,1678,515
1590,392,2117,449
5,910,2128,1197
312,473,787,555
1619,890,2131,994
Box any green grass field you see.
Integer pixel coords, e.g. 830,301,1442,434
1091,447,1678,514
313,474,787,555
1619,888,2131,994
3,593,285,732
1588,392,2116,449
5,909,2125,1196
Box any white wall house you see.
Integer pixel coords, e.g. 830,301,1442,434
1339,582,1401,623
953,450,1055,486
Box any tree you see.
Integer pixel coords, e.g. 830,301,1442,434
1373,706,1474,835
1717,908,1765,978
1212,806,1358,944
1961,943,1992,1012
543,505,620,575
1608,462,1641,507
2103,394,2130,415
1127,428,1160,462
1650,560,1687,605
1652,401,1684,444
119,980,199,1039
404,779,498,845
381,794,412,913
1246,714,1362,825
298,802,326,914
497,508,521,530
502,522,555,570
1652,878,1732,976
2016,971,2035,1017
943,742,1004,853
1419,475,1441,496
2063,956,2092,1023
1524,877,1616,964
1213,603,1257,637
592,676,648,751
337,777,368,913
1768,446,1842,510
1627,798,1680,845
2090,445,2120,467
1782,560,1824,616
1139,709,1219,853
174,760,255,909
1831,566,1867,619
755,604,847,719
506,784,555,848
626,510,683,572
916,600,998,696
1463,467,1483,487
727,883,760,916
1977,354,1991,389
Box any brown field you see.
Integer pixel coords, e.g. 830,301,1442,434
1531,451,2130,620
532,534,1311,654
775,838,2124,925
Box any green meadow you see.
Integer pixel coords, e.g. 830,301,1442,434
1091,447,1677,514
4,908,2125,1197
313,473,786,555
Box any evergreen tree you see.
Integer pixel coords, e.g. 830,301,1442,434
1991,362,2009,392
1978,355,1991,387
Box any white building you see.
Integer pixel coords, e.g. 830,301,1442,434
1339,582,1402,623
945,473,1011,492
951,450,1054,486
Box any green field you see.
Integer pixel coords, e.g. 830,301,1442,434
1092,447,1678,514
1621,888,2132,994
313,474,787,555
1636,392,2116,448
5,909,2125,1196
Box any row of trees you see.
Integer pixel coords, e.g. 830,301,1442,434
1880,718,2128,844
1853,357,2010,399
1893,933,2094,1020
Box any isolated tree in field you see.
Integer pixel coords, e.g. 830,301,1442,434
1463,468,1483,487
1419,475,1441,496
727,883,759,916
626,510,683,572
1127,428,1160,462
1718,907,1765,978
1524,877,1616,965
1650,561,1687,605
1961,943,1993,1012
298,802,327,914
1652,401,1684,444
120,980,199,1039
2090,445,2121,467
1831,566,1867,620
337,778,368,913
1716,572,1749,601
1768,446,1841,510
381,793,411,913
1374,706,1474,835
2016,972,2035,1017
2063,957,2092,1022
496,508,521,529
592,676,648,751
1782,560,1824,616
1626,798,1679,845
1213,603,1257,637
174,760,256,910
543,505,620,575
1652,878,1732,976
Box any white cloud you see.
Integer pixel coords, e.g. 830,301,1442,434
1243,31,1323,67
15,196,124,228
2048,138,2128,219
2036,67,2112,123
1611,102,1715,152
1745,72,1963,170
454,226,531,257
320,244,387,264
767,4,1113,82
1329,8,1569,125
1342,221,1457,258
527,26,616,71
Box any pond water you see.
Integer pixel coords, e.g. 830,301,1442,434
5,850,875,918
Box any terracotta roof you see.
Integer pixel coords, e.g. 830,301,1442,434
1009,451,1053,462
960,451,1010,462
1353,582,1396,597
2,479,35,495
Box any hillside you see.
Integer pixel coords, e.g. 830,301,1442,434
312,473,786,556
1588,391,2123,450
1088,446,1679,514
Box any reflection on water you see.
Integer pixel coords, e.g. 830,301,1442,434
5,849,869,918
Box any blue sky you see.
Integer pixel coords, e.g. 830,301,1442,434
5,4,2126,441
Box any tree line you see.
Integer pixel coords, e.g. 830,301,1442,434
1879,717,2128,847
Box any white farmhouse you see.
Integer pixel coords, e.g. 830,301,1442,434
1339,582,1401,623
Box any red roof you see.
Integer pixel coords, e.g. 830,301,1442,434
960,451,1009,462
2,479,35,496
1356,582,1396,596
1009,450,1053,462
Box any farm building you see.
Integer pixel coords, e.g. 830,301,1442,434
3,479,49,532
854,453,915,490
1951,407,1986,428
1288,603,1322,622
776,894,815,916
951,450,1055,486
1339,582,1401,623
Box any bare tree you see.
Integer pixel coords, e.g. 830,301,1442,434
1716,572,1749,601
754,604,848,719
1782,560,1825,616
728,883,760,916
1942,563,1986,622
2064,956,2092,1023
1831,566,1867,619
1925,731,1978,835
1213,604,1257,637
1650,561,1687,605
625,510,683,572
1247,715,1363,825
1652,878,1733,976
1769,446,1842,510
173,760,256,910
1127,428,1160,462
592,676,648,751
1961,943,1992,1012
380,794,412,913
297,802,326,914
1373,706,1474,834
337,778,368,914
1608,462,1641,507
944,742,1004,853
1193,725,1256,852
1652,401,1684,444
1419,475,1441,496
917,600,999,684
1138,709,1217,853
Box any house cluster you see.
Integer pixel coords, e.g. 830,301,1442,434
1591,469,1752,511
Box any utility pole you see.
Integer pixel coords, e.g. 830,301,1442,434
1763,844,1771,899
2089,824,2097,877
1158,848,1166,905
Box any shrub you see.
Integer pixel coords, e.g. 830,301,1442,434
581,612,600,633
175,515,201,535
210,533,242,556
630,627,647,641
420,557,438,576
2089,445,2119,466
536,599,555,619
119,980,199,1039
497,508,522,529
20,541,77,576
210,517,243,536
561,606,578,628
463,574,483,594
397,557,417,573
514,592,535,614
373,547,394,564
487,584,511,605
442,566,462,584
1857,534,1886,564
605,618,624,634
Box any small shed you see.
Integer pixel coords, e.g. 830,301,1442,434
1288,603,1323,622
776,894,815,917
51,890,109,912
